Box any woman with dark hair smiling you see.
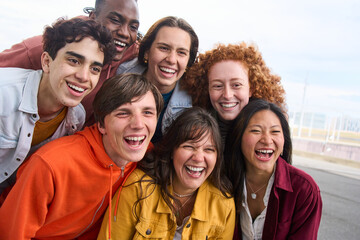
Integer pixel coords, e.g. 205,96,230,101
98,107,235,239
225,99,322,240
117,16,199,143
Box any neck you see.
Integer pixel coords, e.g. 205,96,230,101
37,74,64,121
246,170,272,187
145,71,176,94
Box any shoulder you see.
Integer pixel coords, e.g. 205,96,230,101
287,164,320,193
0,68,39,84
31,134,89,165
117,58,145,75
203,181,235,208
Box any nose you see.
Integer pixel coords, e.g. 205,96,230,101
115,24,130,39
192,150,205,162
222,85,233,99
130,113,144,129
75,66,90,82
165,51,176,64
260,132,273,145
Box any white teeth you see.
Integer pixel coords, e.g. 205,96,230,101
125,136,145,141
159,67,176,73
257,149,274,154
186,166,204,172
221,103,237,108
114,40,126,47
67,83,85,92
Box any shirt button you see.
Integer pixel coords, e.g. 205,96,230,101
27,133,31,137
4,172,8,176
146,229,151,235
186,223,191,228
32,114,37,118
16,158,21,161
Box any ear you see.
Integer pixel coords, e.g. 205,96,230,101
144,51,149,61
41,52,52,73
97,122,106,135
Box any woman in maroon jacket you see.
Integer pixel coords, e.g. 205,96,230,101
225,99,322,240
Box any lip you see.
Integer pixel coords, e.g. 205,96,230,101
255,148,274,162
113,39,128,52
158,66,177,78
124,134,146,149
184,164,206,178
219,102,238,110
66,81,88,97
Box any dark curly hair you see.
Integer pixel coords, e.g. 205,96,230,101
183,42,286,112
42,17,116,65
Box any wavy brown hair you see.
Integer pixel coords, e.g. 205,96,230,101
182,42,286,112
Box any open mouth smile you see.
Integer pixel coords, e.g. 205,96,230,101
67,82,85,93
124,136,145,146
255,149,274,159
185,165,205,177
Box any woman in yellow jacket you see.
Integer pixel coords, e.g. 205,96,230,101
98,107,235,239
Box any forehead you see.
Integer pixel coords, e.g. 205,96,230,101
152,26,191,49
56,37,104,62
117,91,156,110
98,0,139,19
248,110,281,126
208,60,248,81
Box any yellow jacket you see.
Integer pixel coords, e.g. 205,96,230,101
98,169,235,239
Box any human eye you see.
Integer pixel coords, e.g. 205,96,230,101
210,83,223,90
144,109,155,116
109,16,121,25
204,147,216,153
130,24,139,32
180,143,194,150
232,82,242,88
68,58,80,65
116,111,129,117
158,45,169,51
178,50,188,56
249,128,261,133
272,129,282,134
90,66,102,75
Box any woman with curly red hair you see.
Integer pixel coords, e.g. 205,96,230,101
182,42,286,142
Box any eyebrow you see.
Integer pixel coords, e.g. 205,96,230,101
110,12,140,25
66,51,103,67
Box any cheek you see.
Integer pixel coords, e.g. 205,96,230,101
209,90,220,103
235,89,250,102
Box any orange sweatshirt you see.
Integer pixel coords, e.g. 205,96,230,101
0,125,137,239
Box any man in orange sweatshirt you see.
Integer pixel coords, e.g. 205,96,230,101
0,73,163,239
0,0,140,126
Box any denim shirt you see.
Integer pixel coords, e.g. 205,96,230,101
0,68,85,188
117,59,192,135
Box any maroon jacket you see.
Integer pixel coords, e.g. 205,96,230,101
0,34,138,126
234,157,322,240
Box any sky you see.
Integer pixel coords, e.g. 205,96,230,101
1,0,360,119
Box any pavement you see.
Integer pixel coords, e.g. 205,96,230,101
293,153,360,180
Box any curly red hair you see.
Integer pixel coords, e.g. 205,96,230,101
182,42,286,112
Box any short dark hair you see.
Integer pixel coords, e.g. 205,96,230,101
138,16,199,68
138,107,232,215
42,17,115,65
94,0,138,15
93,73,164,127
224,99,292,215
